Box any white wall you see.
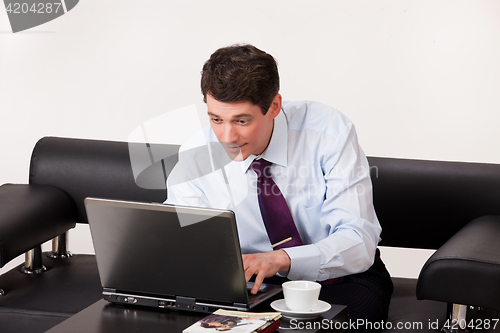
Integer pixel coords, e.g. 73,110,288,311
1,0,499,277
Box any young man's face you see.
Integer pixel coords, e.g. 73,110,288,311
207,94,282,161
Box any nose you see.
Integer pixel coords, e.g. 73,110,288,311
220,124,238,144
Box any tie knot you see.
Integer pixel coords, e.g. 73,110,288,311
251,159,272,178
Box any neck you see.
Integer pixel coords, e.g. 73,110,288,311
258,119,275,156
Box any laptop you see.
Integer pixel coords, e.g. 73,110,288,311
84,197,282,313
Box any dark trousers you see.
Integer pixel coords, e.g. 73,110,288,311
264,249,394,332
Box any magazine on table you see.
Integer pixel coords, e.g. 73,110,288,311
183,309,282,333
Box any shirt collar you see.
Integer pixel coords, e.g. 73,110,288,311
240,109,288,172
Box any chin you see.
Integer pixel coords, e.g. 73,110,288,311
232,155,245,162
223,148,245,161
232,152,247,162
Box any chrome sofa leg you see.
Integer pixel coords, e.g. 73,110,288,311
48,232,72,259
21,245,47,274
442,303,468,333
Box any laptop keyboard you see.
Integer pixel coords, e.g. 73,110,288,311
246,282,269,293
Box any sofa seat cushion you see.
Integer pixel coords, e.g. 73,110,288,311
384,278,500,332
383,277,446,332
0,254,101,333
417,216,500,311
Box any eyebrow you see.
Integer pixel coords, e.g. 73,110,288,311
207,112,253,119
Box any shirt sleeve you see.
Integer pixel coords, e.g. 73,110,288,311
283,123,381,281
164,167,210,207
164,146,211,208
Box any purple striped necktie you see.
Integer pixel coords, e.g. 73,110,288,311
250,159,303,250
251,158,343,286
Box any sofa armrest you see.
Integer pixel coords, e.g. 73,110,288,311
0,184,76,268
416,215,500,311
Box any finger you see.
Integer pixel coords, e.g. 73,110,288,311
251,272,265,295
244,262,255,283
244,268,254,283
242,254,249,270
242,254,257,282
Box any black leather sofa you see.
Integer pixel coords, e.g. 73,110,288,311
1,137,499,332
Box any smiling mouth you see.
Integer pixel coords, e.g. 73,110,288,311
225,143,246,151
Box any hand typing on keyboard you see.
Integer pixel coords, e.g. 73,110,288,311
242,250,291,295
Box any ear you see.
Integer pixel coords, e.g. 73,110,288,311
267,94,282,119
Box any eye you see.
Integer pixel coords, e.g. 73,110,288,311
211,117,221,124
236,119,249,125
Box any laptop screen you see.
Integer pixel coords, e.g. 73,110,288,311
85,198,248,305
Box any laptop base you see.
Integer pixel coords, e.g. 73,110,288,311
103,282,283,314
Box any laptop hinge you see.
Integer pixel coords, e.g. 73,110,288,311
175,296,196,310
103,288,116,294
233,302,247,309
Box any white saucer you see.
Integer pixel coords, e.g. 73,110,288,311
270,299,331,320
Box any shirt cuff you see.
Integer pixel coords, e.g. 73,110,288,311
282,244,322,281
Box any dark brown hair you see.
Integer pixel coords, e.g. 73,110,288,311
201,44,280,115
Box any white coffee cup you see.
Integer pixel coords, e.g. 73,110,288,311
282,280,321,312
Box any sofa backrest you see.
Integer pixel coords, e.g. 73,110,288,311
29,137,179,224
369,157,500,250
29,137,500,250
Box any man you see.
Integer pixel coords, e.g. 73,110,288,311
165,44,393,326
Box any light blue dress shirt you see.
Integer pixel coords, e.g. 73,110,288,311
165,101,381,282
